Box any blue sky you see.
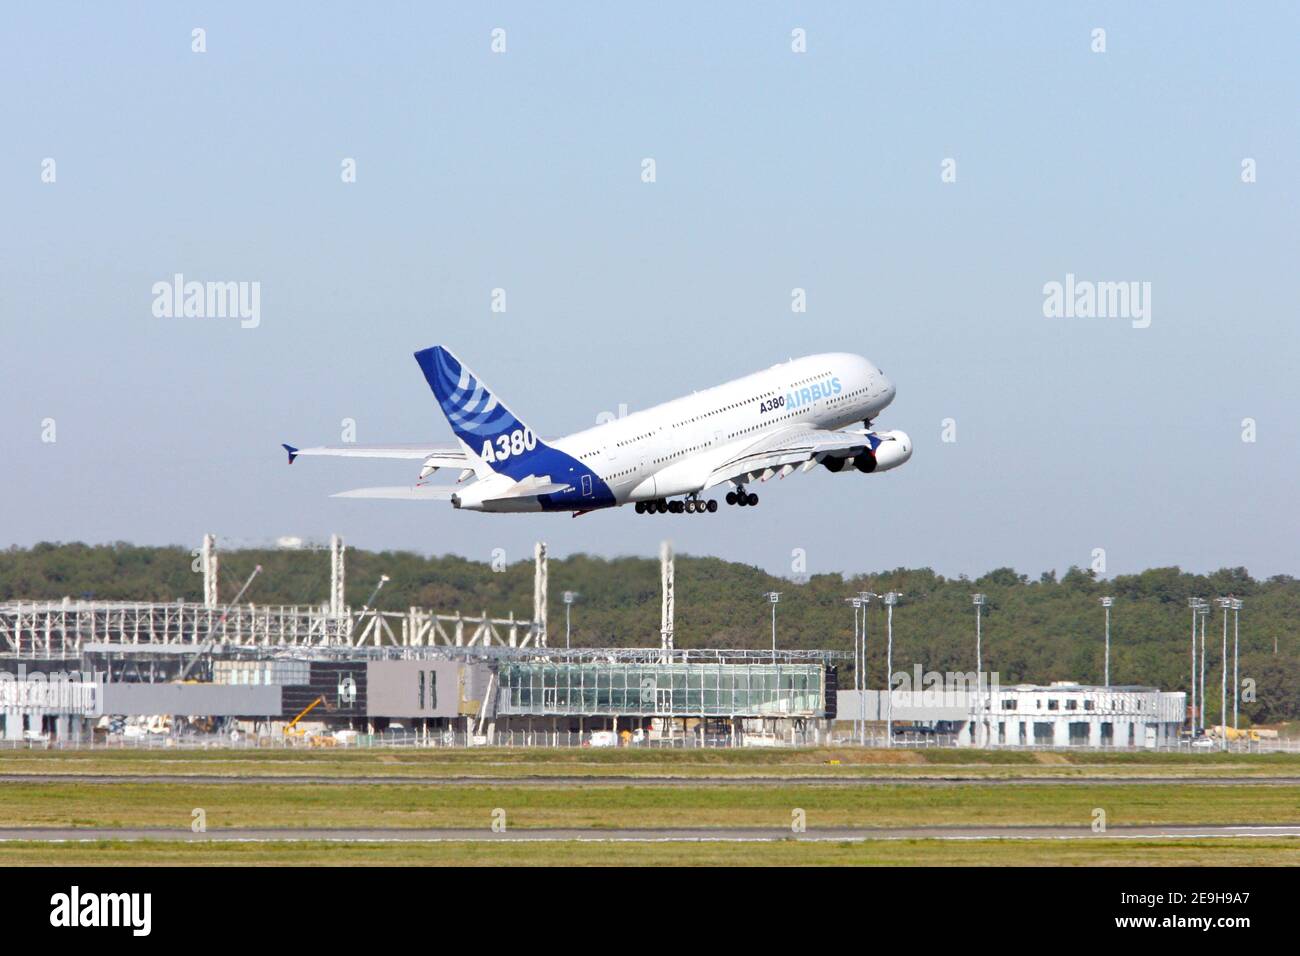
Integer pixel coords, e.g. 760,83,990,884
2,3,1297,581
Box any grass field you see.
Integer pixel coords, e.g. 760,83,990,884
3,746,1300,779
2,747,1297,865
1,838,1298,867
1,780,1297,829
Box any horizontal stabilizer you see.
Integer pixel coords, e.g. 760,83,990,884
330,486,457,501
282,443,464,464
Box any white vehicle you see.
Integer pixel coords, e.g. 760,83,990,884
587,730,618,748
284,346,910,515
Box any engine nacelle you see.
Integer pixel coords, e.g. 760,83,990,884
870,430,912,472
821,430,912,475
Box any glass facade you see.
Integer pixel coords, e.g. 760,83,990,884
495,662,825,717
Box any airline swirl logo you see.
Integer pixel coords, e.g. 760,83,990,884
428,348,518,439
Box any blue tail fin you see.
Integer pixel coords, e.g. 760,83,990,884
414,346,547,476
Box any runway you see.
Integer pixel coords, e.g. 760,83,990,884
2,824,1299,843
2,773,1297,786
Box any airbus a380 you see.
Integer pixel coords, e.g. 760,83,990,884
283,346,911,515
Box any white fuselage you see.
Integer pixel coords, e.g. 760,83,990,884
551,352,895,504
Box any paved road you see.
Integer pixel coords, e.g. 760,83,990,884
1,824,1298,842
2,773,1297,786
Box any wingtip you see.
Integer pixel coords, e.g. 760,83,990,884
281,443,299,464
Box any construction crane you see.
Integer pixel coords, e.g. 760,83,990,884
177,564,263,681
283,695,331,736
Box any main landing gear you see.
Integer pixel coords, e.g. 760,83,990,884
724,489,759,507
634,497,719,515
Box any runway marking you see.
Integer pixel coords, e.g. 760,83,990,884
1,773,1296,787
2,825,1299,843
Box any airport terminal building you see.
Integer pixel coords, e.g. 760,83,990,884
0,642,839,746
838,682,1188,749
0,535,1191,751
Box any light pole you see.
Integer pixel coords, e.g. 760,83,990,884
858,591,875,745
883,592,901,747
1232,599,1243,732
1187,598,1204,732
763,592,780,663
360,574,391,617
1198,604,1209,733
844,597,861,744
563,590,580,649
1217,597,1231,750
972,594,987,748
1099,596,1114,688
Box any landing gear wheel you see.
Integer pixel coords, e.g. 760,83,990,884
706,499,718,513
747,492,758,506
725,491,737,505
669,500,684,514
635,502,645,514
656,500,668,514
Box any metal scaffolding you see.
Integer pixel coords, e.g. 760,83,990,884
0,600,535,656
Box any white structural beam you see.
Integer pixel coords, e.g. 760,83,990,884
534,542,548,648
201,533,218,609
660,540,674,650
329,534,345,618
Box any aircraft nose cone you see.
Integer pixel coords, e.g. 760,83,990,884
880,375,896,406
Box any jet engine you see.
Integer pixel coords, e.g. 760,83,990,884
821,430,912,475
870,430,913,471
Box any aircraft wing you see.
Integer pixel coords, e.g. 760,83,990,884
282,443,466,465
331,485,458,501
702,425,881,489
331,474,571,504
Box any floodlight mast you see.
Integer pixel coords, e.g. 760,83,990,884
882,592,902,747
858,592,875,745
1198,603,1209,733
1187,598,1204,732
1099,596,1114,688
563,591,580,650
1231,599,1243,732
763,592,780,663
1217,598,1232,750
845,597,861,745
972,595,987,746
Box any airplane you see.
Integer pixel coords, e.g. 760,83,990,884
282,345,911,515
